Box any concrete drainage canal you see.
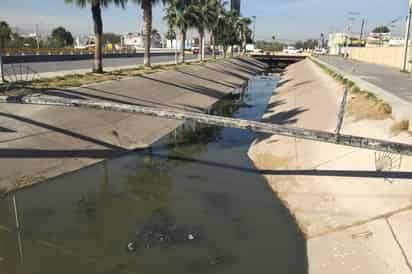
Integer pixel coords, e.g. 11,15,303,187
0,75,308,274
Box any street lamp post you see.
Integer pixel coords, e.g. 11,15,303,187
402,0,412,71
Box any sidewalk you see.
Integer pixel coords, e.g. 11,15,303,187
316,56,412,122
249,59,412,274
0,57,267,194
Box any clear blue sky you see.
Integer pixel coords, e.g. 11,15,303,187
0,0,409,41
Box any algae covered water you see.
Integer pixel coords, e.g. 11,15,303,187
0,76,307,274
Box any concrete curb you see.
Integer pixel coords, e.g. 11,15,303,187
312,57,412,123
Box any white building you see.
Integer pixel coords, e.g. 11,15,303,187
166,39,194,50
123,33,162,49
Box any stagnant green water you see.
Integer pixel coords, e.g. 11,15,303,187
0,76,307,274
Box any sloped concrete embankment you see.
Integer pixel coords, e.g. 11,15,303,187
0,57,267,194
249,59,412,274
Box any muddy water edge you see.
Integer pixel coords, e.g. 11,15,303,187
0,75,307,274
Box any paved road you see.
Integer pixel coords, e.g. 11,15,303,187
318,55,412,103
3,54,197,75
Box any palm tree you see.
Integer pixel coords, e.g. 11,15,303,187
65,0,127,73
208,0,225,59
164,0,197,63
133,0,167,68
191,0,221,61
215,10,239,58
0,21,12,82
238,17,252,55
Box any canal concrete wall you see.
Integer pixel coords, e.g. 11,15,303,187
248,59,412,274
0,57,267,194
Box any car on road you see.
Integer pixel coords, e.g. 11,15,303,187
313,48,328,55
283,46,303,54
192,47,213,55
192,47,200,55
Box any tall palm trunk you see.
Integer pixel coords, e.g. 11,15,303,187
242,28,247,55
142,0,152,68
0,38,4,82
211,32,217,59
91,2,103,73
223,45,227,58
180,29,186,63
199,31,204,62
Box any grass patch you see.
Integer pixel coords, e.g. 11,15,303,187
311,58,392,121
390,120,410,134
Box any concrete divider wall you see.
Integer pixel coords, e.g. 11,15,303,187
349,47,411,72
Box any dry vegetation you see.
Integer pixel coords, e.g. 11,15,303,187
390,120,410,134
312,58,392,121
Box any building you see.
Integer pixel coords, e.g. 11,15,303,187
122,32,162,49
231,0,241,14
328,33,366,55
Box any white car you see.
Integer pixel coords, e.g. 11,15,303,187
283,46,302,54
313,48,328,55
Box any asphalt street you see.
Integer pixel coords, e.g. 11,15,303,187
3,54,197,75
318,55,412,103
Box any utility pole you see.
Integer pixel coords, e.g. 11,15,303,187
402,1,412,71
360,19,365,40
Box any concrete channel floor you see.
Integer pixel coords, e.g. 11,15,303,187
249,59,412,274
0,57,267,194
317,56,412,103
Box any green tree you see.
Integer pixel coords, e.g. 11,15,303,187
255,40,285,52
215,10,240,58
207,0,224,59
164,0,197,63
133,0,168,68
372,25,390,33
151,28,161,41
64,0,127,73
191,0,219,61
0,21,12,82
0,21,12,48
51,26,74,47
102,32,121,44
165,28,176,40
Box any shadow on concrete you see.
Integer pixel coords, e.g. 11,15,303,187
138,75,226,99
143,151,412,180
234,58,268,70
176,69,238,89
265,99,287,110
262,107,308,125
0,112,127,152
276,78,292,88
0,126,17,133
203,65,250,81
293,80,313,88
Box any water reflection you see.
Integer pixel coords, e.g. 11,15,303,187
0,76,308,274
